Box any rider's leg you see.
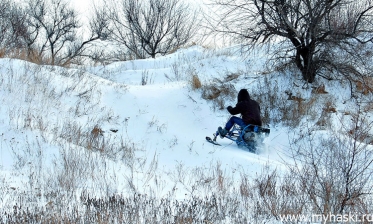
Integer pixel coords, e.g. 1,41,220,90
225,116,245,131
219,116,245,137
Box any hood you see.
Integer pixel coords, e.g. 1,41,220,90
237,89,250,102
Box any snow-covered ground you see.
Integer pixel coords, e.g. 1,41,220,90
1,45,371,222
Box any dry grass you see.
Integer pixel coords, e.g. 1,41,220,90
191,74,202,90
323,101,337,113
248,71,343,129
224,73,240,82
256,174,305,220
250,74,320,127
201,81,235,110
0,48,5,58
91,125,104,138
315,96,337,127
312,84,329,94
200,75,237,110
0,47,79,67
0,48,43,64
356,77,373,95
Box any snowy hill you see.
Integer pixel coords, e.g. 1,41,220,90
1,45,372,222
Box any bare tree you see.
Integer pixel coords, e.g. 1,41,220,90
0,0,11,47
108,0,198,59
25,0,108,66
0,0,28,53
211,0,373,83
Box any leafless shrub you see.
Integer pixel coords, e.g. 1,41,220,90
288,110,373,215
237,110,373,221
167,62,183,81
252,168,307,222
250,72,324,127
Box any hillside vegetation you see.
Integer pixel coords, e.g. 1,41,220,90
1,0,373,222
0,45,372,223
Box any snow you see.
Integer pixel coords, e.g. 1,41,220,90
2,44,365,218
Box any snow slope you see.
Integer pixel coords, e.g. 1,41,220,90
0,45,294,205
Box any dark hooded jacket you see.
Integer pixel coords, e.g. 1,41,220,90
227,89,262,126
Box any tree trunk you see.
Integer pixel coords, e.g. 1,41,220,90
301,60,316,83
295,45,317,83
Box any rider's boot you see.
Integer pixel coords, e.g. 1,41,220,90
218,127,228,138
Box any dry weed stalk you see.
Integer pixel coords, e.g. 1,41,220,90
356,77,373,95
312,84,328,94
191,74,202,90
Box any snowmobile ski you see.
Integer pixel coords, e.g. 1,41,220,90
206,136,221,146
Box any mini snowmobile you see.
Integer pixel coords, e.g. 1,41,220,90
206,123,270,153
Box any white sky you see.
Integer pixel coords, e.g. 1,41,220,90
70,0,209,15
70,0,94,15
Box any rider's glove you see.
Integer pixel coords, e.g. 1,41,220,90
227,106,233,111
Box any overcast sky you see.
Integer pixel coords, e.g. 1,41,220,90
70,0,209,15
70,0,94,15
